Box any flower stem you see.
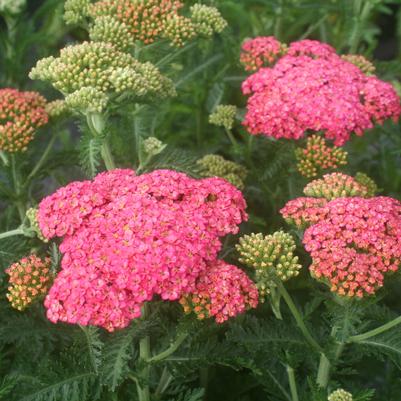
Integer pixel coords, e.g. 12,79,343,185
276,281,323,353
147,332,188,363
11,154,25,222
138,304,151,401
316,352,331,388
0,151,9,166
348,315,401,343
101,142,116,171
286,365,299,401
0,227,25,240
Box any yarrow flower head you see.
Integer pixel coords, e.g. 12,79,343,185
209,105,237,131
242,38,401,145
303,173,372,200
328,389,353,401
37,169,255,331
295,135,348,178
281,196,401,298
354,172,378,197
64,0,90,25
190,4,227,37
45,99,69,120
236,231,301,299
6,255,53,311
197,154,247,190
0,89,48,153
142,137,166,157
180,260,258,323
240,36,287,71
29,42,176,112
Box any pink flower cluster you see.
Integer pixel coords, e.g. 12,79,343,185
240,36,287,71
180,260,258,323
242,39,401,145
281,196,401,297
38,169,256,331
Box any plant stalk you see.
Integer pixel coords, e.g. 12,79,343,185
138,303,151,401
349,315,401,343
286,365,299,401
276,281,323,353
0,227,25,240
147,332,188,363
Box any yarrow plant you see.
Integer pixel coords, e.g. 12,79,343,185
0,88,48,152
241,38,401,145
37,168,256,331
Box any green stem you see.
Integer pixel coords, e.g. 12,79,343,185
101,142,116,171
0,151,9,166
138,304,151,401
316,353,331,388
225,128,239,149
348,316,401,343
147,332,188,363
154,367,173,398
286,365,299,401
0,227,25,240
11,155,25,222
276,281,323,353
25,130,59,183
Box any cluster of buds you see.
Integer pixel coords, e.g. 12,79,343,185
197,154,247,190
64,0,90,25
341,54,375,75
209,105,237,131
295,135,348,178
26,208,48,243
86,0,226,48
328,389,353,401
236,231,301,299
0,0,26,15
0,89,48,153
354,172,378,197
190,4,228,37
240,36,287,71
142,137,166,158
6,255,53,311
45,100,69,120
303,173,372,200
30,42,176,113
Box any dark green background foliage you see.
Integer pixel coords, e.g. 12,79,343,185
0,1,401,400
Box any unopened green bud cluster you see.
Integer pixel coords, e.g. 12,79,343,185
30,42,175,113
190,4,228,37
342,54,375,75
328,389,353,401
45,100,69,120
354,172,378,197
236,231,301,299
64,0,90,25
26,208,48,243
0,0,26,15
209,105,237,131
143,137,166,157
197,154,247,190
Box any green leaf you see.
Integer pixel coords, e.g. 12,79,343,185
79,135,103,178
79,326,103,374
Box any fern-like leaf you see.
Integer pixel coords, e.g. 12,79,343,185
79,135,103,178
79,326,103,374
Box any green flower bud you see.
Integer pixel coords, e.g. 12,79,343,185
64,0,90,25
45,100,69,120
65,87,108,113
328,389,353,401
209,105,237,131
89,16,134,51
354,172,378,197
197,154,247,190
190,4,228,37
236,231,301,299
342,54,375,75
143,137,166,157
26,208,48,243
0,0,25,15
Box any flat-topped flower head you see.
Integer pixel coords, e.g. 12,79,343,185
328,389,353,401
240,36,287,71
0,89,48,153
242,38,401,145
341,54,375,75
236,231,301,299
190,4,227,37
354,172,378,197
197,154,247,190
38,169,249,331
303,173,371,200
209,105,237,131
30,42,176,112
301,196,401,298
295,135,348,178
180,260,258,323
6,255,53,311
